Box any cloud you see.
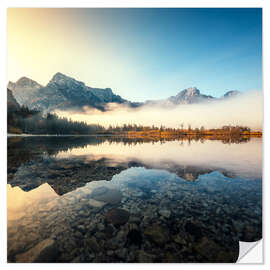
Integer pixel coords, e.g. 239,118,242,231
55,90,263,129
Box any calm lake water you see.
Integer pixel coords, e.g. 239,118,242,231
7,136,262,263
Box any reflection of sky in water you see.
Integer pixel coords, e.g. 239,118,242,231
56,138,262,179
8,166,262,226
7,137,262,262
8,138,262,224
7,183,57,221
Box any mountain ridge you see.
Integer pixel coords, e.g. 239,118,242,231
8,73,128,112
8,73,241,112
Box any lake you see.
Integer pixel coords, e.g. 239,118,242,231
7,136,262,263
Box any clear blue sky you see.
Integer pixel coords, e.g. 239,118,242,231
8,8,262,101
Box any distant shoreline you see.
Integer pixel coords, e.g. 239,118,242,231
8,130,262,138
7,133,117,137
125,130,262,137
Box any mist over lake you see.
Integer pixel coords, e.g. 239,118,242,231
56,90,263,130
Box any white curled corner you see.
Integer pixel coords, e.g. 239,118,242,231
237,240,263,263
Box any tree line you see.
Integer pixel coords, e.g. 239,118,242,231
8,104,256,136
8,106,105,134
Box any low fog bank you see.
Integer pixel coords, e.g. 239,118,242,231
55,90,263,130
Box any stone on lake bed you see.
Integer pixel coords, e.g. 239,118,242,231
88,199,106,208
159,209,171,218
15,238,58,263
184,221,202,241
104,208,130,226
136,250,155,263
174,233,186,245
126,228,142,246
97,223,105,231
194,236,230,262
115,248,127,259
144,224,169,246
84,237,100,253
90,186,122,205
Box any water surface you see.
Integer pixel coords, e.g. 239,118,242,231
7,136,262,262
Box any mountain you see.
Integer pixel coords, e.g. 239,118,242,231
167,87,215,105
223,90,240,98
145,87,215,107
8,73,241,113
8,77,43,107
7,88,20,112
8,73,128,112
145,87,241,107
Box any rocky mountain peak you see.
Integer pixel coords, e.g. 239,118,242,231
7,72,242,113
48,72,85,87
14,77,42,88
104,88,113,94
166,87,212,105
224,90,240,98
8,72,127,112
7,77,43,107
51,72,66,81
177,87,200,97
50,72,71,82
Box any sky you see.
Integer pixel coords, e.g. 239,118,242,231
7,8,262,101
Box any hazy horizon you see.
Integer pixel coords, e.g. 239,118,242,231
55,89,262,130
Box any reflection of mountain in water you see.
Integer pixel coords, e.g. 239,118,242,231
8,136,256,196
9,157,127,195
9,154,236,196
8,135,251,173
8,136,106,177
7,167,262,263
7,136,262,263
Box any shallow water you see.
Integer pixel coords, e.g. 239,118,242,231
7,136,262,262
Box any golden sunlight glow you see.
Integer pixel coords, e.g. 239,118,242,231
7,183,58,221
7,8,127,89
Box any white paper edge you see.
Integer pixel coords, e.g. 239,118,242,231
237,240,263,263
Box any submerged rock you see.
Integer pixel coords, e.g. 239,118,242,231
105,208,130,226
194,236,235,262
159,209,171,218
184,221,202,241
88,199,106,208
144,224,169,246
126,228,142,247
91,186,122,205
15,239,58,263
115,247,127,259
84,237,100,253
174,233,187,245
136,250,155,263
